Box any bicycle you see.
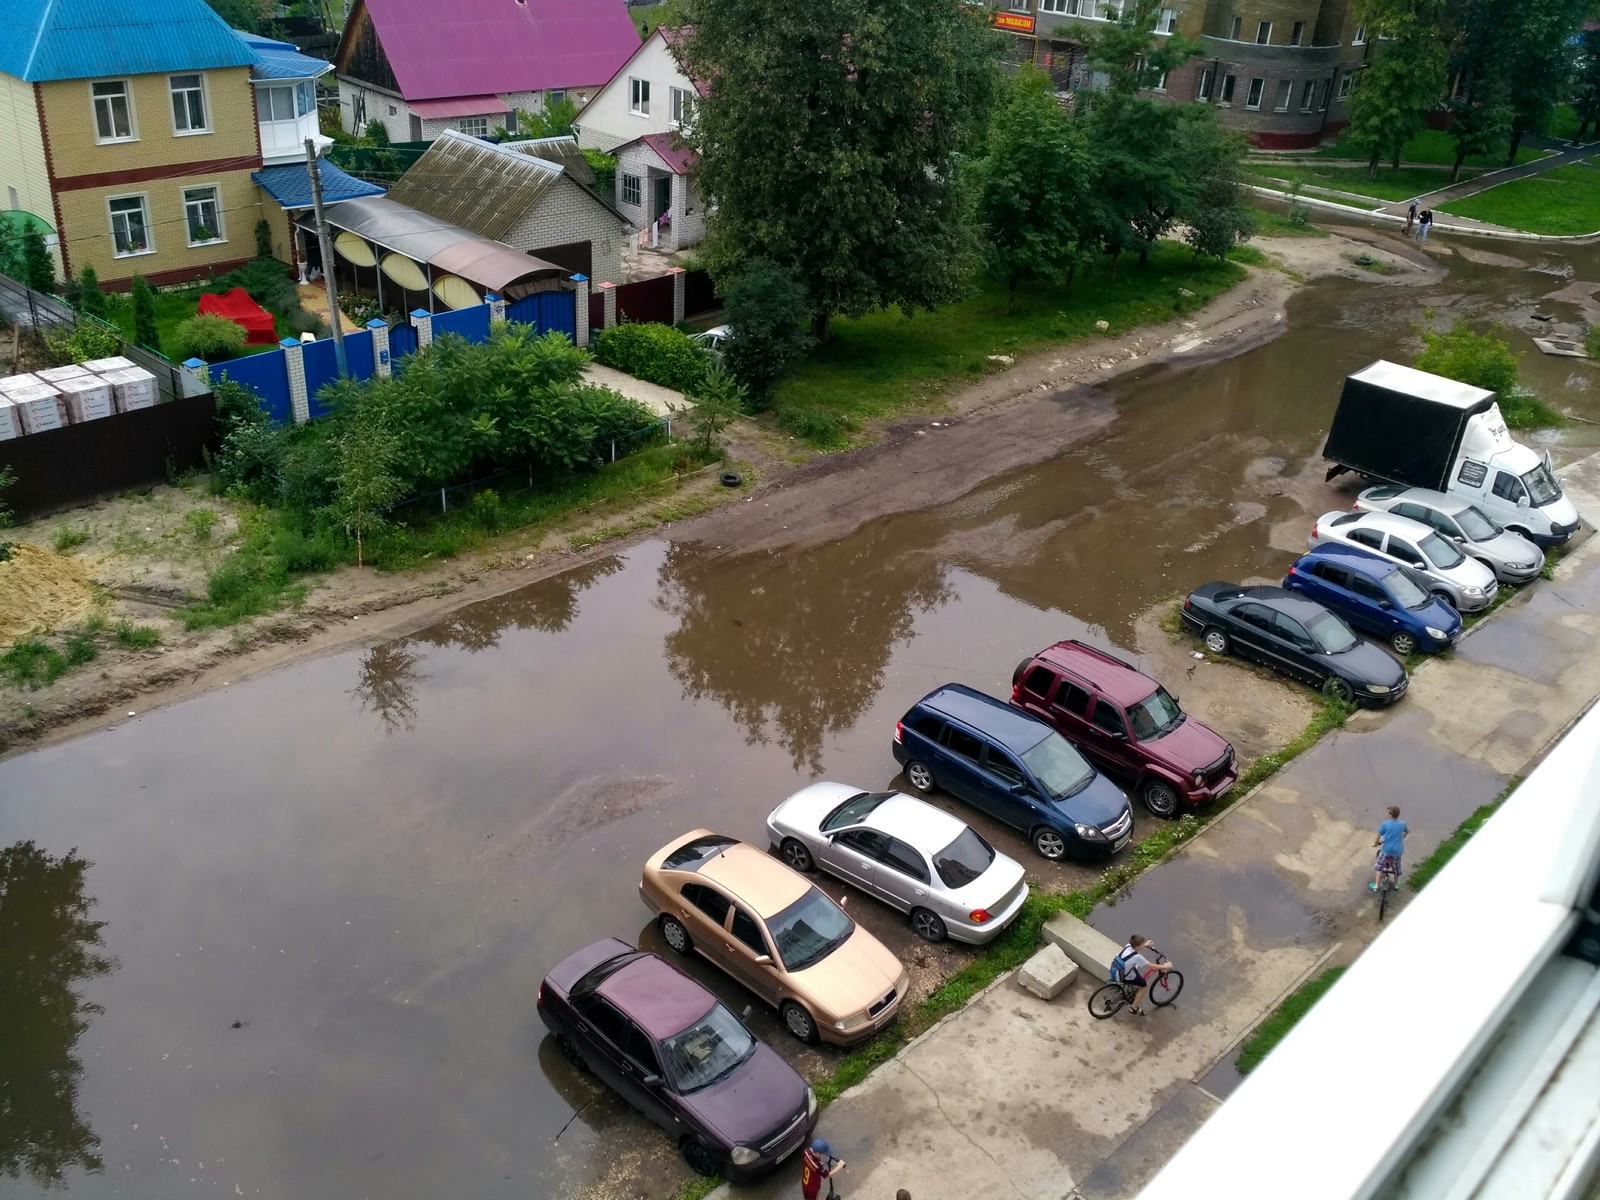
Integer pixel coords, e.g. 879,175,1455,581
1374,863,1400,922
1088,950,1184,1019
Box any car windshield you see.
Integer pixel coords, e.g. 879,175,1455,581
1305,610,1359,654
1382,568,1431,610
1455,505,1500,540
659,1003,756,1094
820,791,893,832
1020,734,1095,799
1419,531,1464,568
933,827,996,888
1127,687,1184,741
768,887,855,972
1522,462,1562,506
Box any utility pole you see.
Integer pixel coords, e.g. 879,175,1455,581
306,137,348,377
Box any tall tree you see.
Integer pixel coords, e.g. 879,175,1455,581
130,276,159,351
330,409,404,567
1343,0,1448,178
975,66,1096,308
681,0,1001,339
1085,93,1189,272
21,230,54,293
1082,0,1203,95
1177,109,1254,259
1573,28,1600,142
1445,0,1514,181
720,258,813,405
1501,0,1587,163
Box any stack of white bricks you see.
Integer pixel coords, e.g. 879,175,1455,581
100,366,158,412
3,380,67,434
0,357,161,440
56,373,116,423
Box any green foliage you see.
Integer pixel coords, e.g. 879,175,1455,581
675,364,747,457
130,275,159,351
1500,0,1589,162
594,322,710,392
1497,391,1564,430
209,377,280,499
1344,0,1448,177
203,0,268,32
0,464,14,529
1446,3,1515,183
114,622,162,649
1235,967,1349,1074
364,119,391,146
516,96,580,139
0,212,25,281
1573,32,1600,142
43,320,123,366
1587,324,1600,359
330,408,405,566
254,218,274,260
64,634,98,666
1415,320,1520,396
1082,0,1203,95
74,267,106,318
186,507,217,542
1084,95,1193,268
581,148,618,200
215,257,300,321
176,313,248,362
0,640,69,689
1180,117,1254,260
466,487,504,532
1441,160,1600,235
22,229,55,292
721,259,812,405
53,524,89,552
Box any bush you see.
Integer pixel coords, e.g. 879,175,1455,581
1416,320,1520,396
1586,324,1600,360
285,307,330,339
75,267,106,317
593,322,710,392
255,218,274,260
721,258,812,407
114,622,162,649
364,119,390,146
130,275,159,350
44,320,123,366
176,313,248,362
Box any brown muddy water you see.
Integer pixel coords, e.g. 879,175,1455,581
4,235,1600,1199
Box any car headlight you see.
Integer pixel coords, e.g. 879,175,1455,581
1425,626,1448,639
730,1146,760,1166
1462,586,1484,597
1512,561,1536,570
1074,823,1109,841
806,1086,817,1118
1365,683,1392,694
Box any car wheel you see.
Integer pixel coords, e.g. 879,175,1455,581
1321,674,1355,703
1475,558,1499,579
1202,627,1230,656
1142,778,1182,819
911,907,948,943
680,1136,722,1178
780,837,814,873
556,1033,589,1073
1032,826,1068,860
660,914,693,956
1390,630,1418,657
1433,590,1457,610
781,1000,819,1043
904,759,936,793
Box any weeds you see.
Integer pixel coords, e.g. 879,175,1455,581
186,507,218,542
64,634,98,665
115,622,162,649
0,640,70,688
54,524,90,552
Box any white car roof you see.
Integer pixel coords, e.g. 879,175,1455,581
1330,508,1436,541
862,793,968,851
1365,486,1472,516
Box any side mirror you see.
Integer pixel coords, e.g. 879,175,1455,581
1517,495,1530,508
1411,560,1427,570
753,954,772,966
1009,781,1028,794
1109,729,1128,741
742,1004,753,1020
1378,599,1392,610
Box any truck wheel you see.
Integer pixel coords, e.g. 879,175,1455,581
1141,778,1182,819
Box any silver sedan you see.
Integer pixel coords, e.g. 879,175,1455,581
1308,509,1499,611
1354,485,1544,585
765,783,1029,945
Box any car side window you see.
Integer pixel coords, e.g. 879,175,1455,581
1312,561,1349,588
1021,666,1055,701
1349,575,1387,603
911,715,943,739
1234,603,1274,632
1392,502,1424,522
1492,471,1525,502
1091,700,1126,737
730,906,769,956
835,828,892,859
1348,528,1384,550
942,725,983,763
1272,612,1312,647
577,995,632,1049
1420,508,1458,537
1388,536,1424,566
1052,682,1091,716
984,747,1027,785
681,882,731,927
880,838,930,883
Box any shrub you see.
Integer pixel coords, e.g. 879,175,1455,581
467,487,503,532
176,313,248,362
53,523,89,552
285,307,330,339
187,507,217,541
44,320,123,366
1416,320,1520,396
114,622,162,649
593,322,710,392
721,258,812,408
254,218,274,260
130,275,159,350
22,230,54,292
364,118,390,146
75,266,107,317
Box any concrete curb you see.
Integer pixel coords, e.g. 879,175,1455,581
1190,940,1345,1084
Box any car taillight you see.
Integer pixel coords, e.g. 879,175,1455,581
536,982,544,1005
894,720,903,745
1312,521,1319,538
1183,598,1192,611
1288,566,1297,575
969,908,993,924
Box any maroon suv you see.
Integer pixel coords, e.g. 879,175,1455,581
1010,640,1237,818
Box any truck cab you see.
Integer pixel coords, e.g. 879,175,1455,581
1446,411,1577,546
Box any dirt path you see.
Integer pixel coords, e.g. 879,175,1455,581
0,228,1426,757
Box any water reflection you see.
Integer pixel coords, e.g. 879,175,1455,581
412,556,626,651
349,640,426,733
0,842,114,1189
656,530,954,773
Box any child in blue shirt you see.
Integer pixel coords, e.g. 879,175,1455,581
1370,805,1409,891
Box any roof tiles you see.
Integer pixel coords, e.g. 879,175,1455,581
1,0,255,82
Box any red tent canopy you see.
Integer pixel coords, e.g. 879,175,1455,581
198,288,276,345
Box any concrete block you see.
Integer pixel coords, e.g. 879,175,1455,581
1018,944,1078,1000
1042,912,1122,978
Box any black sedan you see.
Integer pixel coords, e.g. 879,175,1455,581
1179,583,1407,705
538,938,818,1180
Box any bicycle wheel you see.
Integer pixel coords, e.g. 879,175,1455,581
1149,970,1185,1007
1089,982,1128,1019
1378,882,1391,922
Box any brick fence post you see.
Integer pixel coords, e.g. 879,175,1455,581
280,337,309,424
411,307,434,348
368,319,392,378
599,281,616,331
486,292,507,323
180,357,210,392
571,274,590,347
668,266,685,326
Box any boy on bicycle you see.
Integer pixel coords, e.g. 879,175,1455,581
1119,935,1172,1016
1370,805,1409,891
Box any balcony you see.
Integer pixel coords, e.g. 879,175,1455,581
256,80,330,167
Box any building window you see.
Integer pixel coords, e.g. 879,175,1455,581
1041,0,1073,12
108,195,151,256
629,77,650,116
262,85,297,122
1300,79,1316,110
1151,69,1168,90
1219,73,1237,104
1196,67,1214,100
1291,20,1304,44
1009,0,1030,11
1319,78,1330,109
669,86,695,129
1273,80,1291,110
388,103,397,116
1246,77,1264,108
1352,24,1366,43
1229,15,1241,38
1157,7,1178,32
170,74,208,134
92,80,134,142
297,80,314,116
1099,0,1121,18
548,89,567,107
621,172,642,206
183,184,222,245
1256,20,1272,43
1337,72,1355,100
458,116,489,137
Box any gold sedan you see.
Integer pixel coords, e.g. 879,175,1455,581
640,830,909,1045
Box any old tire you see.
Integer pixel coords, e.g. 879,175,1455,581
911,908,948,943
904,759,935,794
660,914,693,956
719,471,743,488
1142,777,1182,819
1390,630,1418,657
781,1001,819,1044
681,1136,722,1177
1032,826,1068,861
780,837,814,873
1321,674,1355,703
1202,627,1230,656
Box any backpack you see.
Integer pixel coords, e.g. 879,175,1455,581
1109,950,1130,982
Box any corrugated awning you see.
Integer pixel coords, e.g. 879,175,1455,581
386,130,563,241
408,95,512,119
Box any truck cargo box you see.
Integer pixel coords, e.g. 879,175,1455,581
1323,361,1497,492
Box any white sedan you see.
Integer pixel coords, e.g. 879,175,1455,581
690,325,731,356
766,783,1029,944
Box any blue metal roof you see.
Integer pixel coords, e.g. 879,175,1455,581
0,0,256,82
253,160,386,210
233,29,332,81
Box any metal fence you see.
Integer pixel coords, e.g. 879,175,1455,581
0,272,75,330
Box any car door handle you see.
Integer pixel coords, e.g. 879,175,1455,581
575,1021,589,1032
913,888,927,898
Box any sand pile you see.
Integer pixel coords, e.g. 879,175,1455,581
0,543,95,642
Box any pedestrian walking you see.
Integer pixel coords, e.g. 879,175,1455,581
1417,209,1433,245
1404,200,1418,235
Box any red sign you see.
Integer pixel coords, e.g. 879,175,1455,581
994,11,1036,32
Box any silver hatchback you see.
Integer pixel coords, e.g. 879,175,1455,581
1308,509,1499,611
1354,486,1544,585
765,784,1029,945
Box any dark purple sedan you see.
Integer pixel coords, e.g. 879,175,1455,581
538,938,818,1179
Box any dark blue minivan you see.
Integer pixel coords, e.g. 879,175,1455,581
1283,543,1462,657
892,684,1134,861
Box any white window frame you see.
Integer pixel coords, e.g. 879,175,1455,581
1099,0,1121,17
1300,79,1316,110
1157,7,1178,33
1272,79,1291,110
1246,77,1264,109
1150,68,1168,91
1319,78,1330,109
1229,15,1241,38
669,86,694,130
1338,72,1355,100
1219,73,1237,105
1352,24,1366,44
1009,0,1031,11
108,193,153,257
1040,0,1072,13
91,79,136,144
458,115,489,137
1290,20,1305,45
621,172,642,206
1196,67,1214,100
182,182,224,246
1256,20,1272,43
261,84,298,124
547,89,567,107
629,77,650,116
169,73,210,135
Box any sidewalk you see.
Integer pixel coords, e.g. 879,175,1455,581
712,450,1600,1200
1377,142,1598,219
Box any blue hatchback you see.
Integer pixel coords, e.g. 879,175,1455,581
1283,543,1462,656
892,684,1134,862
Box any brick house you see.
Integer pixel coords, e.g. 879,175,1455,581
333,0,642,144
992,0,1369,148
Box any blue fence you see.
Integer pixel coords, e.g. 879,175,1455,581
217,351,292,425
508,291,576,341
432,304,490,344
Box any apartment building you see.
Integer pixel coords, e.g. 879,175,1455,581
992,0,1369,147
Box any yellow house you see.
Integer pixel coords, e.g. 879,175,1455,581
0,0,264,290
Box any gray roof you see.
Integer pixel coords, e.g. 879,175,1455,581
505,136,596,187
386,131,566,241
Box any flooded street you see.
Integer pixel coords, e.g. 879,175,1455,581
6,234,1600,1199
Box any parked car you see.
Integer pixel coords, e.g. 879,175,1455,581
690,325,731,357
1180,583,1408,705
1009,639,1237,819
1284,544,1461,656
538,938,817,1179
1353,485,1543,584
639,831,907,1046
765,784,1029,944
891,684,1134,861
1307,510,1498,611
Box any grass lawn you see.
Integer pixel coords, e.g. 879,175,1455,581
1441,159,1600,235
1250,208,1328,238
1546,103,1596,145
771,241,1247,445
1314,128,1543,167
102,287,281,363
1247,161,1460,202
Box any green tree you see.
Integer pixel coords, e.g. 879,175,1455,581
975,66,1096,308
1445,0,1514,181
203,0,268,32
681,0,1001,339
130,276,159,351
364,119,391,146
1573,28,1600,141
1178,111,1254,258
673,364,747,458
254,218,274,260
330,409,405,567
721,258,812,404
0,213,23,281
1082,0,1203,95
21,230,54,293
74,267,105,318
516,96,580,139
1501,0,1587,163
0,464,15,529
1343,0,1448,177
1415,319,1520,393
1086,93,1190,272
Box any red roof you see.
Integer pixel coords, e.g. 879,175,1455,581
356,0,643,100
634,131,697,176
596,954,715,1041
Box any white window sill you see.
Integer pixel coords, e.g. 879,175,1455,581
113,247,156,259
187,238,227,249
1273,107,1290,112
96,136,139,146
630,110,650,118
1245,105,1262,111
174,127,214,137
